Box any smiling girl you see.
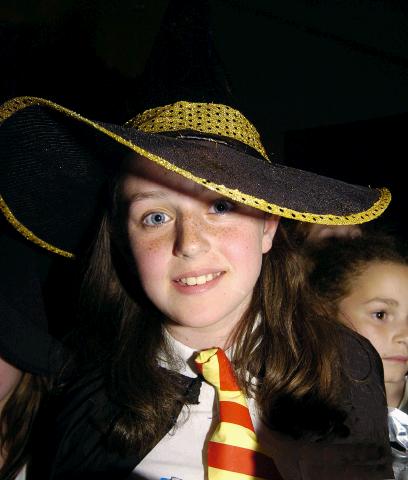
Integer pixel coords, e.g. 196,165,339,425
0,98,394,479
120,157,279,350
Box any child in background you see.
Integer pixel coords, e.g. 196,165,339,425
0,97,394,479
306,233,408,479
0,354,36,480
0,233,53,480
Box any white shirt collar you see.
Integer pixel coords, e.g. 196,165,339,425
160,328,199,377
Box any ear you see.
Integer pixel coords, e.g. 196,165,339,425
262,214,280,254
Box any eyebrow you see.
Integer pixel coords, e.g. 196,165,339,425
128,191,168,203
364,297,399,307
127,185,218,204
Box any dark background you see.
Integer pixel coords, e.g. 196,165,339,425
1,0,407,235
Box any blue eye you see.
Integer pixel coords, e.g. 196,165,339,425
143,212,171,226
210,199,234,214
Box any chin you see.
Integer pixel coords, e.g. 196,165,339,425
168,311,232,329
172,317,222,329
384,373,407,384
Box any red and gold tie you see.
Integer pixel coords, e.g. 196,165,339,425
195,348,282,480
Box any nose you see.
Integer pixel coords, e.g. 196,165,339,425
394,321,408,345
173,215,210,258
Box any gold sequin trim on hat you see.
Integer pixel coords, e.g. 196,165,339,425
0,195,74,258
0,96,392,257
126,101,270,162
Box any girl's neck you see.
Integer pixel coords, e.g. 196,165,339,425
385,380,406,408
165,323,234,350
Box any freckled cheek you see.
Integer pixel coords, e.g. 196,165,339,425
128,235,171,285
219,228,264,271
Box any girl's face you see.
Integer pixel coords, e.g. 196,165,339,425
0,356,22,411
121,157,279,349
338,261,408,396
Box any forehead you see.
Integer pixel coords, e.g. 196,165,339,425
121,154,212,199
352,261,408,292
358,261,408,278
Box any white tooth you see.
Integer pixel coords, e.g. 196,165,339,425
178,272,223,285
196,275,207,285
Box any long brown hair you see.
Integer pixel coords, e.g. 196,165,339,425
0,373,46,480
72,197,351,455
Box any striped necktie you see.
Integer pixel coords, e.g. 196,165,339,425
195,348,282,480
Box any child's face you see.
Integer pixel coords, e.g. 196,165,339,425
121,156,279,348
338,261,408,388
0,356,22,411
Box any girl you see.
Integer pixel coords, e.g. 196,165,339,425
0,97,394,479
306,233,408,479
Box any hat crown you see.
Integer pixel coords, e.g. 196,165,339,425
125,101,269,161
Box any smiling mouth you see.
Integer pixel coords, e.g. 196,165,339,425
176,271,223,286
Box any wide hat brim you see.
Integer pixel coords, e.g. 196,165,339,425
0,232,63,375
0,295,62,375
0,97,390,257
